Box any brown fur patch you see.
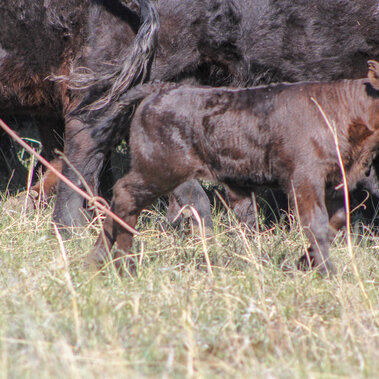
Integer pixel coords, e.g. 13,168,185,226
31,158,63,198
295,181,322,214
348,119,373,145
0,59,55,110
311,138,326,159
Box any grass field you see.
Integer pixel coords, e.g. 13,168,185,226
0,191,378,378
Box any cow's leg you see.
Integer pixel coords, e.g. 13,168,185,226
293,179,334,276
225,188,289,228
168,180,213,231
35,115,64,162
326,194,346,242
226,190,256,227
98,151,115,201
90,171,168,272
328,207,346,240
52,119,105,227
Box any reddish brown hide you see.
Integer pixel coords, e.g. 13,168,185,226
91,61,379,276
2,0,379,229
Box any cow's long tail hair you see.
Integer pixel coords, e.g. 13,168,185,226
56,0,159,111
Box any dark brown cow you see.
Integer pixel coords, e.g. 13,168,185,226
89,61,379,276
66,0,379,228
0,0,213,228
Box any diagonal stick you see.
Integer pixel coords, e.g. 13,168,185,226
0,117,139,236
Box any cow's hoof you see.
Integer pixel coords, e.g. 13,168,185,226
297,253,335,277
297,253,316,271
191,224,214,239
113,250,137,277
85,245,111,271
86,247,137,277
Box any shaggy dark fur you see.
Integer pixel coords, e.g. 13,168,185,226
0,0,87,159
153,0,379,84
0,1,160,220
90,61,379,276
75,0,379,228
1,0,379,227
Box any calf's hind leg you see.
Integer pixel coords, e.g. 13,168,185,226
89,171,172,272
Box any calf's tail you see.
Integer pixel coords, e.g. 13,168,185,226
90,81,178,139
118,81,177,106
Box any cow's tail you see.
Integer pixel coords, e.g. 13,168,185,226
92,0,159,109
56,0,159,111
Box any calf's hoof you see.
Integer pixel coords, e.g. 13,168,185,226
113,250,137,276
297,253,335,277
86,247,137,276
85,245,110,271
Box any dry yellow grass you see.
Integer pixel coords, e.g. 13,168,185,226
0,192,378,378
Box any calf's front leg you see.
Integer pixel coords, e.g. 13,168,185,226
292,180,335,276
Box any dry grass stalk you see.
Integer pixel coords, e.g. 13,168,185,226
311,97,373,309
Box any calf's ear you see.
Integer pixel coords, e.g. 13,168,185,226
368,60,379,90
